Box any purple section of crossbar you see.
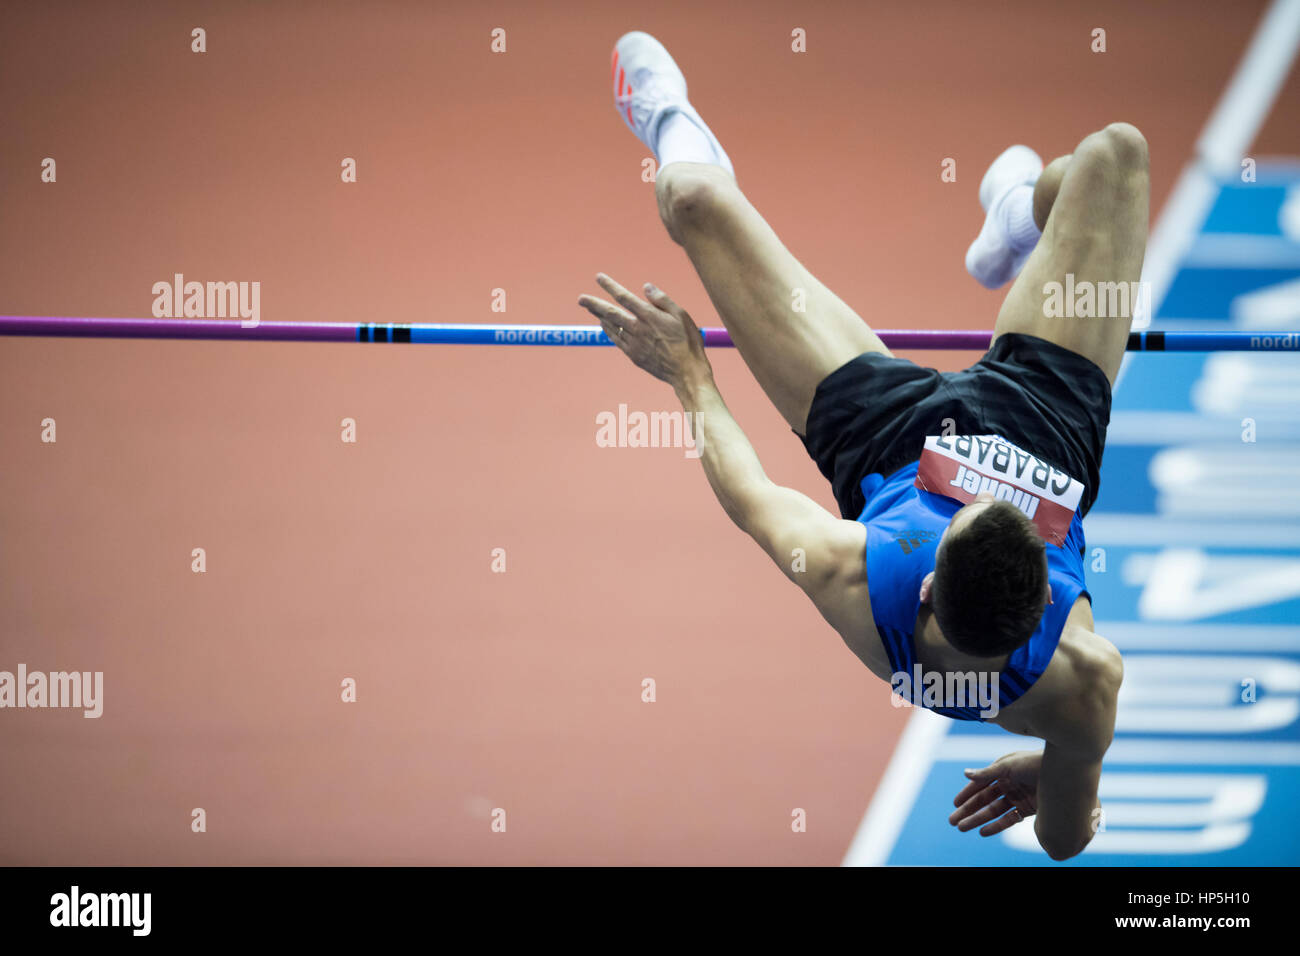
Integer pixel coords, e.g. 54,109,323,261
879,330,992,350
0,316,357,341
700,327,990,349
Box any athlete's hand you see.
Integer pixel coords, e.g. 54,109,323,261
578,273,710,388
949,750,1042,836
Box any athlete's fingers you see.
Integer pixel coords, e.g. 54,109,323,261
642,282,692,324
978,804,1029,838
578,294,639,332
955,794,1013,833
963,763,1000,785
577,292,629,322
949,782,1002,825
596,273,654,320
594,313,627,351
952,775,993,806
577,296,642,363
595,312,641,360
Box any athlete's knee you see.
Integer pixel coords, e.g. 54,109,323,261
1102,122,1148,172
1033,154,1072,229
1076,123,1148,182
656,162,737,234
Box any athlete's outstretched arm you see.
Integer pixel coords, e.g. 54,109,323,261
577,274,870,640
1032,645,1122,859
951,641,1121,860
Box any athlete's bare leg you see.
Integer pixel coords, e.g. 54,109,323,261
1033,155,1070,230
655,161,890,435
992,123,1150,386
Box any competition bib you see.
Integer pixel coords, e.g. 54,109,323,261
914,435,1083,546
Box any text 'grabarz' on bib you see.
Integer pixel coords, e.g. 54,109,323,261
914,435,1084,546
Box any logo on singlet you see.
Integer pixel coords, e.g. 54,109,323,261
895,529,938,554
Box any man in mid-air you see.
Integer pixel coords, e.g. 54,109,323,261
579,32,1145,860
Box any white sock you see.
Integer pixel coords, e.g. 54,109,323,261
1000,184,1042,252
965,183,1042,288
656,109,725,170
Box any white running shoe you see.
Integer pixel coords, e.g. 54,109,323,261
611,31,733,175
965,145,1043,289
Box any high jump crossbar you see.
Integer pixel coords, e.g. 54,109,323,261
1,317,1297,351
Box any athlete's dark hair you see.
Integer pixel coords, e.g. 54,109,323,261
932,500,1048,657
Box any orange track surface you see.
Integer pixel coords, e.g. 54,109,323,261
0,1,1288,864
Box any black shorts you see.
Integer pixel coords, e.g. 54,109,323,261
799,332,1112,519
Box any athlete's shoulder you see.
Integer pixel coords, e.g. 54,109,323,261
1065,627,1123,688
1037,626,1122,753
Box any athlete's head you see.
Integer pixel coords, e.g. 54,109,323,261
929,492,1049,657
